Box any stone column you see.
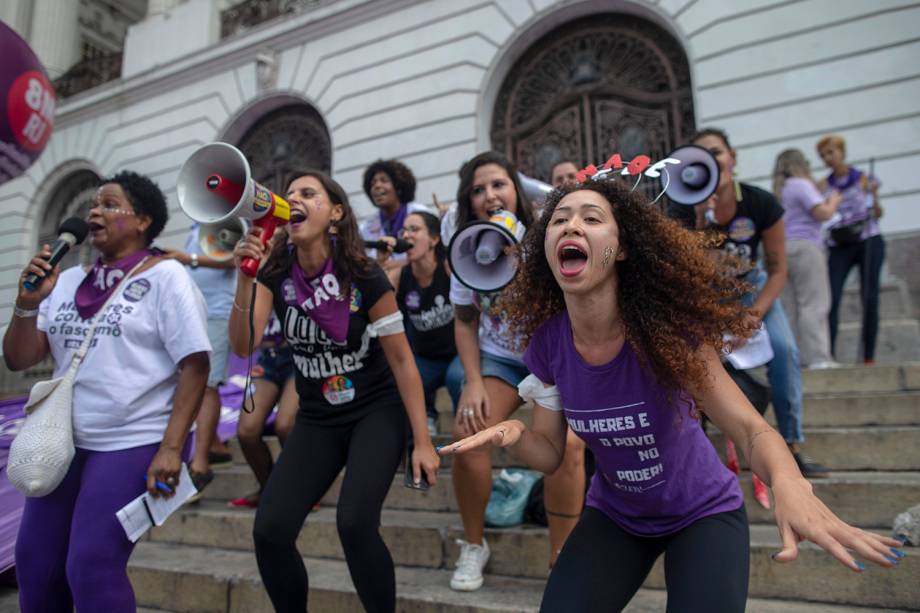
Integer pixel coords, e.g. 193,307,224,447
27,0,80,78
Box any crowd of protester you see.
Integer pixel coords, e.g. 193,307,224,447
4,127,900,612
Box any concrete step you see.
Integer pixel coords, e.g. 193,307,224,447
709,426,920,471
201,465,920,530
146,508,918,609
835,319,920,364
438,390,920,434
797,363,919,394
839,282,913,324
128,542,918,613
227,423,920,472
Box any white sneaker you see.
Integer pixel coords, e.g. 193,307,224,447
807,360,842,370
450,538,490,591
427,416,439,437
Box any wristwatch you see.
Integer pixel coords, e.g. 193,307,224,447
190,253,199,269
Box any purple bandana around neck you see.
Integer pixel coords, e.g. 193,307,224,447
284,256,350,343
380,203,408,237
827,166,861,191
74,249,153,320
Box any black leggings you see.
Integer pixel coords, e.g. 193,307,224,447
540,505,749,613
828,234,885,361
253,401,406,613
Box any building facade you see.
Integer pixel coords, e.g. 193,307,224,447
1,0,919,391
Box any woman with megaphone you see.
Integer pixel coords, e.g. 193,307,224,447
443,151,587,591
439,175,904,612
228,170,439,613
5,171,211,612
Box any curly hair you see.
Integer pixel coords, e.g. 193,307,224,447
100,171,168,245
504,179,755,404
261,170,372,285
456,151,535,229
362,159,417,205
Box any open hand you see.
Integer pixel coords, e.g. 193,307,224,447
771,477,904,571
439,420,526,456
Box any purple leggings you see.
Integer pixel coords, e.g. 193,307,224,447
15,442,162,612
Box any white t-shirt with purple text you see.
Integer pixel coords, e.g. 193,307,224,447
37,260,211,451
523,311,743,536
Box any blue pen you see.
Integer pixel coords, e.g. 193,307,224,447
143,475,173,494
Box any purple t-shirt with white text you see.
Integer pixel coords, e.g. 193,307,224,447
781,177,825,247
523,311,743,536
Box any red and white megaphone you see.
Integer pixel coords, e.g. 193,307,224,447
177,142,290,277
448,209,525,293
660,144,720,206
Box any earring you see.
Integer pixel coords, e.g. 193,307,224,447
328,223,338,250
602,246,614,268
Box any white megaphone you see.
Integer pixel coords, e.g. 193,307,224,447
517,172,554,206
177,142,290,277
660,144,720,206
448,209,525,292
199,217,251,262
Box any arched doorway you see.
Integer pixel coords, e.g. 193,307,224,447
39,168,101,269
236,103,331,193
491,14,695,191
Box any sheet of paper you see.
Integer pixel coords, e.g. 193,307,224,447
724,325,774,370
116,463,198,543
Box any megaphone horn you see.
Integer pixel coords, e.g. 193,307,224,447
517,172,553,205
448,210,524,293
177,142,291,277
660,144,720,206
200,218,250,262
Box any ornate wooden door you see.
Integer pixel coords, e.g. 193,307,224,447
491,14,695,196
237,104,331,192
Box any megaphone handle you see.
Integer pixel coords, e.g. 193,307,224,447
238,216,281,277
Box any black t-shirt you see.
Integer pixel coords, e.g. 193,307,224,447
258,262,398,425
396,259,456,360
713,183,784,275
668,182,783,276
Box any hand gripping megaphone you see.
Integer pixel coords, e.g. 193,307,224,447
660,144,720,206
448,209,526,293
200,217,251,262
177,142,290,276
517,172,554,206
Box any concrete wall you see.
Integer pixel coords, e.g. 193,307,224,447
1,0,918,334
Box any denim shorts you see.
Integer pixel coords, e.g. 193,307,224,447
255,344,295,388
206,318,230,388
479,351,530,389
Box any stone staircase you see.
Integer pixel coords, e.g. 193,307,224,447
835,280,920,364
121,364,920,612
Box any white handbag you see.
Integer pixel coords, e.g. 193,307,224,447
7,258,149,497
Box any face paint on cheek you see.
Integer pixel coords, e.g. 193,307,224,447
602,246,615,269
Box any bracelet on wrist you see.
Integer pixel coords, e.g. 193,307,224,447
13,305,40,318
233,300,251,312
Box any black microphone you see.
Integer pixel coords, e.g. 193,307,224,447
24,217,90,291
364,238,412,254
